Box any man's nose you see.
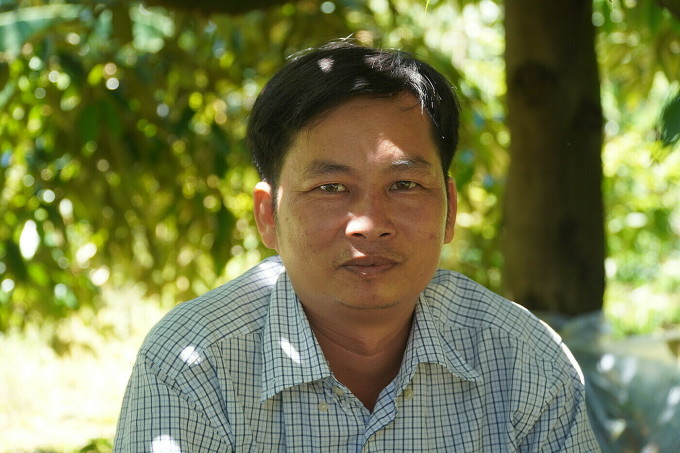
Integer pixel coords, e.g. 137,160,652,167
345,195,395,240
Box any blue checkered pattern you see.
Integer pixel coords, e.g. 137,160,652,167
114,256,600,452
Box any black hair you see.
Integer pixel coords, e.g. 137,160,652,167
247,41,460,190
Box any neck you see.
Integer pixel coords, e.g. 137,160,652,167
304,304,414,411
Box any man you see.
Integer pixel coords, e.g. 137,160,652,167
114,42,600,451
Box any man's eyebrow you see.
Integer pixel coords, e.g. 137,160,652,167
302,159,353,179
301,156,434,179
387,157,434,173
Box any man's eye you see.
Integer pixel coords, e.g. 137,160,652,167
391,181,417,190
317,183,348,192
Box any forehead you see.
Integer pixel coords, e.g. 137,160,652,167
282,93,441,174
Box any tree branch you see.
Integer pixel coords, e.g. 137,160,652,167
136,0,299,15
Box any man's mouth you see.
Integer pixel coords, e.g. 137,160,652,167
339,255,400,276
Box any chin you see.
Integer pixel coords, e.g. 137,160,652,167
336,293,404,311
340,302,401,311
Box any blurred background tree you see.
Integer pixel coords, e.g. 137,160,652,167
0,0,678,330
503,1,605,315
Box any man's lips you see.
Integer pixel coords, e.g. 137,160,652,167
339,256,400,276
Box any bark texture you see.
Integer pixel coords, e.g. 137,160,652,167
503,0,605,315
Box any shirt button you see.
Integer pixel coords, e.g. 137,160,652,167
333,386,345,397
318,402,329,412
403,389,414,400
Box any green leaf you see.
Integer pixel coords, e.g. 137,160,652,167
659,87,680,148
4,240,27,281
0,61,8,90
77,102,102,144
27,262,49,287
213,204,235,274
0,5,81,56
101,98,123,139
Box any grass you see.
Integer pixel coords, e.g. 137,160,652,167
0,286,164,453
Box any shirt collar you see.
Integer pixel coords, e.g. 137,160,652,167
261,270,480,401
396,295,480,390
261,272,331,401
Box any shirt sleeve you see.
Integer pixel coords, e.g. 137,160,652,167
113,353,232,453
518,342,601,452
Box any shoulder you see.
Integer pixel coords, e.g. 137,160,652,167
137,256,284,377
423,269,566,363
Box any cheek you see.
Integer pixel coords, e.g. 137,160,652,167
279,209,338,252
403,207,448,239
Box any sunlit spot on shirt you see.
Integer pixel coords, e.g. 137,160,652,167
560,341,585,384
279,337,301,364
261,260,284,284
151,434,181,453
179,345,202,366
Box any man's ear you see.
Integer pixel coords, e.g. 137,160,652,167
444,178,457,244
253,181,278,250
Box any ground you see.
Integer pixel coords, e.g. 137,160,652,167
0,287,164,453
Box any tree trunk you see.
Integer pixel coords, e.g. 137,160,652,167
503,0,605,315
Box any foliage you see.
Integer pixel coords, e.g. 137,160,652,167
0,0,678,331
659,85,680,148
0,0,503,330
595,0,680,294
1,1,261,329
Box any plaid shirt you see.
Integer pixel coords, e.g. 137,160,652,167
114,256,600,452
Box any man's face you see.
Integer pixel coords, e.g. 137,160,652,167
254,93,456,315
